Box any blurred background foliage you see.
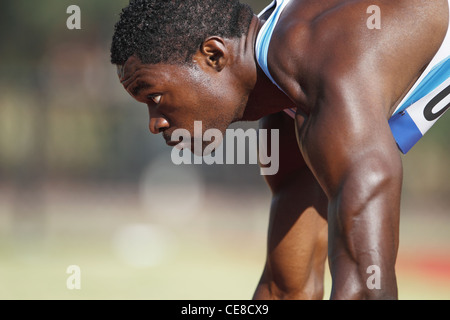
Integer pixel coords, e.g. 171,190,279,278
0,0,270,185
0,0,448,194
0,0,448,299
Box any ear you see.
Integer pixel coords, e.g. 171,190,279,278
198,37,229,72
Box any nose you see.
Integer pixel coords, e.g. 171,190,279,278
149,115,170,134
147,104,170,134
148,110,170,134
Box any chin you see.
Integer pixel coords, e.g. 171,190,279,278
173,129,224,156
191,137,224,157
168,120,228,155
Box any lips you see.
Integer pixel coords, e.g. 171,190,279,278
162,131,181,147
162,131,173,143
162,128,194,150
166,140,181,147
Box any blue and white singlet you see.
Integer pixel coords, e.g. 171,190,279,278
255,0,450,154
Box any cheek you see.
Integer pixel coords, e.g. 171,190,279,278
174,82,239,132
197,92,234,128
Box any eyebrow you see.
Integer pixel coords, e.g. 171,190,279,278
131,82,152,97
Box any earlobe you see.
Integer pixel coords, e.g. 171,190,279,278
200,37,228,72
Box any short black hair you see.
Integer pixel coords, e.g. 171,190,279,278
111,0,254,66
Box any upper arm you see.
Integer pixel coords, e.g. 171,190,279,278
296,74,402,201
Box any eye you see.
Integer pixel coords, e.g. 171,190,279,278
148,94,162,104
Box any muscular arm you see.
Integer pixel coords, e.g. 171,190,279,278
254,0,447,300
254,112,328,300
297,75,403,299
265,0,445,299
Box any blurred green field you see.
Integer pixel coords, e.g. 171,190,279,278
0,183,449,300
0,0,449,301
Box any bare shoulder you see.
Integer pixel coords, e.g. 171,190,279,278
268,0,449,113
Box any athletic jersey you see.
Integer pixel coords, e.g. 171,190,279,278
255,0,450,154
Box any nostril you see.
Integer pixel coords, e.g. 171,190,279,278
158,127,167,134
149,117,170,135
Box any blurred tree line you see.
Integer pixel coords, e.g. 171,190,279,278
0,0,448,198
0,1,267,186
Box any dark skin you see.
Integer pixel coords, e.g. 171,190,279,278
119,0,449,299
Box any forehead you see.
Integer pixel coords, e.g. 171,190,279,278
119,56,158,85
118,56,191,88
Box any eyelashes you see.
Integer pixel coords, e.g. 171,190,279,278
148,94,162,104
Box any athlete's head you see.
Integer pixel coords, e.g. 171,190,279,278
111,0,255,150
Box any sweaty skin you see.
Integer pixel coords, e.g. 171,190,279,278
119,0,449,299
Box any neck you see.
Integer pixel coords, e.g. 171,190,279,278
238,15,295,122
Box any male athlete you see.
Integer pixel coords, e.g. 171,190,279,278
111,0,450,299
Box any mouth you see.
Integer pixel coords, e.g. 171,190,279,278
166,140,181,147
163,132,183,147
